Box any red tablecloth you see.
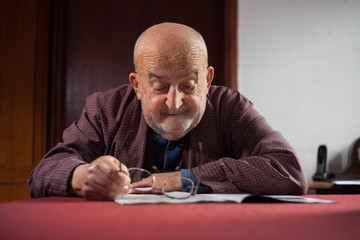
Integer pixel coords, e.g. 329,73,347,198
1,195,359,240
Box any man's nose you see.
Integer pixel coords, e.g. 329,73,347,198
165,86,183,111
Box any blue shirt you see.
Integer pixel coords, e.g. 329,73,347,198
152,131,211,194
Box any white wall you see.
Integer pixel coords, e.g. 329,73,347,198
238,0,360,184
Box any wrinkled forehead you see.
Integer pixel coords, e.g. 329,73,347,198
137,44,206,74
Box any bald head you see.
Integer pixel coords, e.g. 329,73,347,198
133,23,208,71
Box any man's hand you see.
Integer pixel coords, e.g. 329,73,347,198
70,156,131,200
130,171,182,194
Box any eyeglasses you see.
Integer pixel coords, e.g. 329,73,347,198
121,142,203,199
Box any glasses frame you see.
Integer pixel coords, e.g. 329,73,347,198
127,167,156,193
121,142,204,199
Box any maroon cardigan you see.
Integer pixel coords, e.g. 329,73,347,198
28,84,307,197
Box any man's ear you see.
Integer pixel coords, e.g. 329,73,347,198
206,66,214,91
129,72,142,100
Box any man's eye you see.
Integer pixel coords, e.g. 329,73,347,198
154,87,166,92
153,84,167,92
182,82,195,91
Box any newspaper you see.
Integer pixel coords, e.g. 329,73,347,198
115,193,335,205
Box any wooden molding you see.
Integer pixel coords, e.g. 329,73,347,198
47,0,67,149
33,0,51,164
224,0,238,90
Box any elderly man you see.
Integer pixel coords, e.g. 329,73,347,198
28,22,307,200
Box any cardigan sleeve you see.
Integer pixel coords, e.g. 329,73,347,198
28,84,144,198
192,87,308,195
27,93,107,197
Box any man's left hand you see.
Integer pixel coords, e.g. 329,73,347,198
130,171,182,194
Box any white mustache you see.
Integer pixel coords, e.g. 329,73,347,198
160,107,189,115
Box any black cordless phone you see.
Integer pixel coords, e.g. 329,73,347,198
313,145,328,181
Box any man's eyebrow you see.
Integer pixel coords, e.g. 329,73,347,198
178,69,198,79
149,72,166,80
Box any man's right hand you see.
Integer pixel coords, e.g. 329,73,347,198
70,156,131,200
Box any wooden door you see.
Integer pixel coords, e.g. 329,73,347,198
49,0,238,146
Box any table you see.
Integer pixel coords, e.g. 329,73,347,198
1,195,359,240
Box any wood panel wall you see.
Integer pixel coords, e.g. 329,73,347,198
0,0,50,202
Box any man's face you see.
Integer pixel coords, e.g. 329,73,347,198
130,50,213,140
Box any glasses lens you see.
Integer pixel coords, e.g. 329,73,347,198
162,176,194,199
128,168,154,192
